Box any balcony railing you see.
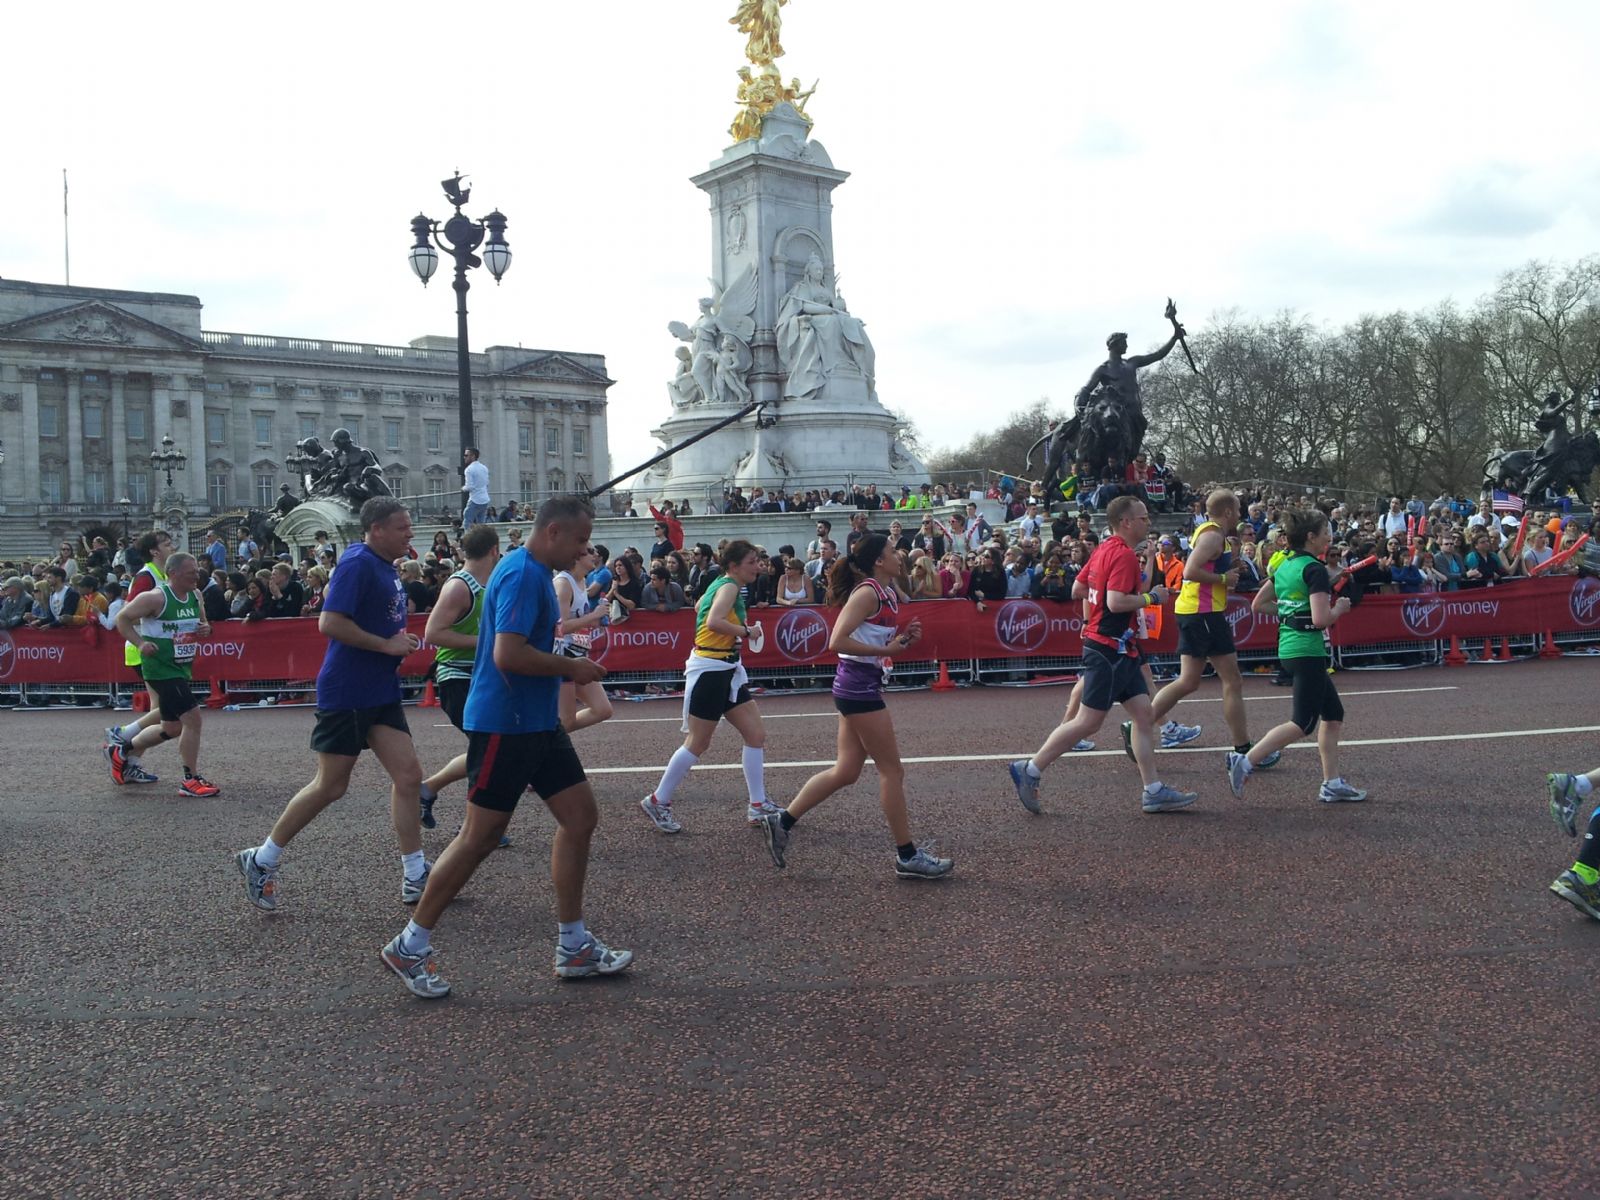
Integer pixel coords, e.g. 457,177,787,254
201,330,478,367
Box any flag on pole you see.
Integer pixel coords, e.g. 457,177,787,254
1491,489,1524,515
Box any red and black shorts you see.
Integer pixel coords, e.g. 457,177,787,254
465,728,588,813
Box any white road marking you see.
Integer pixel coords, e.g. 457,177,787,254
585,721,1599,774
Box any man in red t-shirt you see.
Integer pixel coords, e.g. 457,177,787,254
1008,495,1199,815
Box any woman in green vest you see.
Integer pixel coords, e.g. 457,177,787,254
1225,509,1366,804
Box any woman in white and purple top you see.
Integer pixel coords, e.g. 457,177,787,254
757,533,954,881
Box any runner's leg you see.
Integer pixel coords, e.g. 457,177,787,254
267,753,360,848
367,723,425,857
1148,654,1204,726
1032,705,1110,771
786,717,868,820
544,781,599,924
846,708,913,845
412,800,512,929
568,679,613,731
1212,653,1249,747
177,708,202,773
1122,693,1160,787
723,701,769,808
422,754,469,797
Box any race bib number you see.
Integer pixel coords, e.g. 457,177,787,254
173,631,199,661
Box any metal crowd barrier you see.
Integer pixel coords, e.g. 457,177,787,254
1332,639,1444,670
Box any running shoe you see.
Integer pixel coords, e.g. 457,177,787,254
380,935,451,999
1120,720,1134,762
640,794,682,834
419,791,437,830
894,845,954,879
104,725,131,749
1225,751,1250,798
1160,721,1203,749
1009,759,1041,815
1141,783,1198,813
555,933,634,979
1550,869,1600,921
1256,747,1282,770
760,811,789,868
1317,778,1368,804
234,847,278,912
747,798,783,825
401,862,431,906
1072,739,1096,752
123,763,159,784
105,743,127,785
1548,773,1582,838
179,775,221,798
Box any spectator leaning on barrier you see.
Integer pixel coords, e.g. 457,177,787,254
0,576,27,628
642,566,686,613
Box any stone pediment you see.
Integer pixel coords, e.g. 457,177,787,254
0,300,204,352
502,353,613,386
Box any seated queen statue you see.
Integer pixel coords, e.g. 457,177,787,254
775,253,877,402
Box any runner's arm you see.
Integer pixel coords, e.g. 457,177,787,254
705,583,750,639
318,611,414,656
1250,579,1277,614
114,590,164,652
1182,529,1228,583
422,577,475,651
554,575,603,635
492,631,601,682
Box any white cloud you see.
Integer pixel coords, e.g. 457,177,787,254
3,0,1597,473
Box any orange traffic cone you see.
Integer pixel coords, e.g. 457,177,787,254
133,689,151,712
1540,629,1563,659
420,679,440,708
930,661,957,692
206,681,228,709
1444,635,1467,666
1495,637,1513,662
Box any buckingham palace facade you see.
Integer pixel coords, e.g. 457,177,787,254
0,278,612,552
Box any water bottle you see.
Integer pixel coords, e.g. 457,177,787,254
222,704,242,712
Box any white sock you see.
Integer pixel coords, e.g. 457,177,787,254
401,849,426,881
255,836,284,869
654,747,699,806
1238,755,1255,775
114,723,139,741
558,919,587,951
1144,780,1163,795
419,781,437,803
742,745,767,806
1025,760,1042,779
398,919,430,955
1576,775,1595,797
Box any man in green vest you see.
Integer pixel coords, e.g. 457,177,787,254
109,552,221,797
417,525,505,843
104,529,176,778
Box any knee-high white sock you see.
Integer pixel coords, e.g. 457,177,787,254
654,747,699,806
742,745,767,805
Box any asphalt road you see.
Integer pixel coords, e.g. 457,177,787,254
5,659,1600,1198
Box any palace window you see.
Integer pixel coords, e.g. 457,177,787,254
546,426,561,456
256,473,276,508
210,472,229,508
41,468,63,505
384,418,402,451
518,425,532,453
85,469,108,505
83,403,105,439
425,422,442,452
39,404,60,438
127,472,150,505
520,474,537,502
299,414,318,439
206,413,226,444
127,407,148,440
251,383,273,396
254,414,273,445
572,428,586,456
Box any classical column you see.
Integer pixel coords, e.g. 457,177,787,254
109,370,128,502
560,401,575,491
18,366,40,503
65,369,84,502
176,375,205,517
532,405,547,495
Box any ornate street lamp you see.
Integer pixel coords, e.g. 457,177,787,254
118,495,132,544
408,173,511,481
151,433,188,490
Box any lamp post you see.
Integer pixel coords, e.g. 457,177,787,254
151,433,188,491
118,496,131,545
408,173,511,482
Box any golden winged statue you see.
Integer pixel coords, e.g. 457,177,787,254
730,0,786,67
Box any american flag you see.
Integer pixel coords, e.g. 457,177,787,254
1491,489,1524,515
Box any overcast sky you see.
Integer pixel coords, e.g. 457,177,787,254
5,0,1597,474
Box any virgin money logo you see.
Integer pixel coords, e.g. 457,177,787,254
1224,598,1255,645
995,600,1049,654
1400,597,1445,638
1570,577,1600,628
774,608,829,663
0,630,12,680
587,625,611,664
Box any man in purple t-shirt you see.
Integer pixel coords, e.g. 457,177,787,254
234,497,428,914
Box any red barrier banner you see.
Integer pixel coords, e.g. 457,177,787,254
0,578,1595,685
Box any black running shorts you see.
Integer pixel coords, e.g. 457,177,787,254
438,676,471,732
1176,612,1236,660
834,696,887,716
1079,640,1148,712
1287,656,1343,734
687,669,753,722
309,702,410,756
465,728,587,812
146,677,199,722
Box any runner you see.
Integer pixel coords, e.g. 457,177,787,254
416,524,510,849
1123,489,1277,767
102,529,176,781
1009,495,1197,815
379,495,632,997
107,552,220,797
1225,509,1365,803
640,540,780,834
234,497,427,912
758,534,953,878
1546,769,1600,920
554,544,613,733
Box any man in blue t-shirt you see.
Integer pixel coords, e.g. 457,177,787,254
379,494,634,1000
234,497,429,915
